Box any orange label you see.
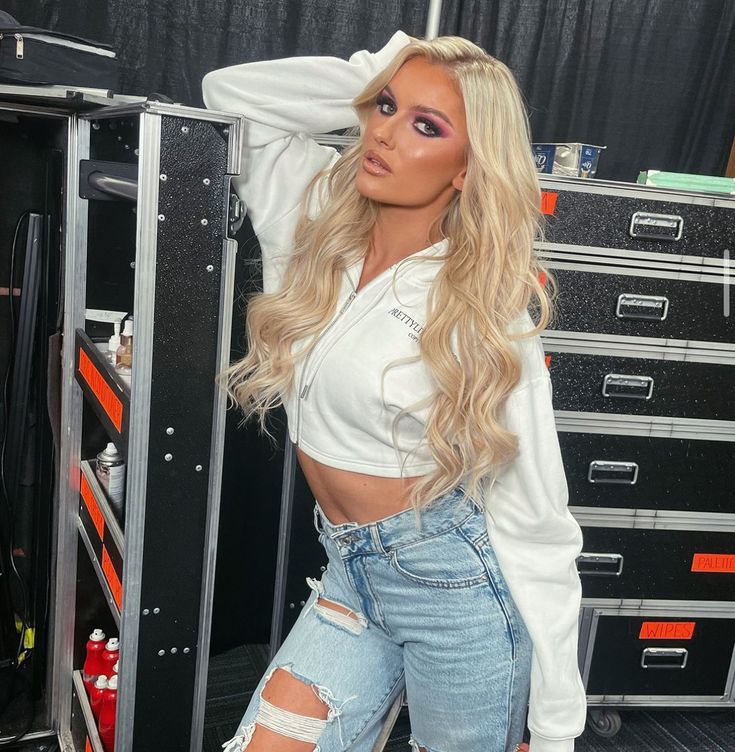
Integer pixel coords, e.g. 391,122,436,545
85,738,92,752
639,621,696,640
541,191,558,215
78,348,123,431
691,553,735,573
80,472,105,540
102,546,122,610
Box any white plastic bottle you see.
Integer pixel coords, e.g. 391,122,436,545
107,322,121,366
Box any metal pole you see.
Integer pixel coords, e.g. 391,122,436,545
425,0,443,39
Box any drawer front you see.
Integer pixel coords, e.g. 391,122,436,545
548,351,734,420
540,186,735,258
582,608,735,698
559,431,735,515
577,526,735,601
546,265,733,345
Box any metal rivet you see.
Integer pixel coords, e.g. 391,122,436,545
181,126,190,134
124,144,130,150
299,600,305,606
158,213,165,221
130,261,136,269
195,465,203,472
117,136,123,141
166,427,174,435
320,566,326,572
143,608,150,615
164,453,173,461
134,148,139,156
183,647,190,654
289,602,295,609
206,264,214,272
200,218,208,226
223,128,229,135
153,607,160,614
160,174,168,182
158,649,165,656
170,647,178,654
203,178,210,186
92,122,100,130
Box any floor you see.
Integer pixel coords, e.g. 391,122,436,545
202,643,735,752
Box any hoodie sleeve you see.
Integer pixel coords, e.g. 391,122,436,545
201,30,412,293
481,343,587,752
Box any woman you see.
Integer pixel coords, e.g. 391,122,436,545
202,30,587,752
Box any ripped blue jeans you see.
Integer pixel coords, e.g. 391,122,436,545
223,486,532,752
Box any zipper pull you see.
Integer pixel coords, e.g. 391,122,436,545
14,33,24,59
339,291,357,314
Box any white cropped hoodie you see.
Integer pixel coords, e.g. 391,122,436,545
202,30,587,752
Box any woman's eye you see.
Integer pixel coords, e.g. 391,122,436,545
415,118,441,137
376,96,396,115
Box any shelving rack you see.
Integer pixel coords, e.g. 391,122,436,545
38,92,244,752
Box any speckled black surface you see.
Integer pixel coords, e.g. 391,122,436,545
558,432,735,515
547,351,734,420
548,267,734,345
542,187,735,258
579,526,735,601
585,613,734,697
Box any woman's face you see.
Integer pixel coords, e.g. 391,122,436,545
356,56,469,209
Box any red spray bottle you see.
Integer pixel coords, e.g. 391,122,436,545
82,629,106,693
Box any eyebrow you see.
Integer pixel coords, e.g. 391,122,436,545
383,85,455,129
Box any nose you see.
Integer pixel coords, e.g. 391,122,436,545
371,116,396,149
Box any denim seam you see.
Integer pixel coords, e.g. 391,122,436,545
346,669,405,748
460,526,518,662
382,508,478,554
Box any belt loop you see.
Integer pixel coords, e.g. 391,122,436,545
313,503,326,536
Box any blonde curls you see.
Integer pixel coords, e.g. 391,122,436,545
217,34,558,512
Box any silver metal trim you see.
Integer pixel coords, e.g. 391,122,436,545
50,114,89,739
581,607,599,686
226,116,245,175
80,460,125,553
0,730,58,745
587,460,638,485
629,211,684,241
581,598,735,613
584,695,731,707
115,111,161,752
0,100,72,117
542,331,735,362
573,507,735,531
554,410,735,441
72,671,105,752
538,173,735,207
641,646,688,669
536,240,729,271
77,518,121,626
543,256,734,283
601,373,654,400
189,235,238,752
80,100,241,124
269,440,298,662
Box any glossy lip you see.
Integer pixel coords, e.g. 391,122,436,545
363,150,392,173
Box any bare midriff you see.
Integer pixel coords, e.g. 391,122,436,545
295,446,424,526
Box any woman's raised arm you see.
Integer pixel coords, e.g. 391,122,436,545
201,31,411,293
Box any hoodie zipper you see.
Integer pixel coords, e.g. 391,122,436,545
295,289,357,444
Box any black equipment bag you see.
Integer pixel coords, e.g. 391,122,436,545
0,11,119,90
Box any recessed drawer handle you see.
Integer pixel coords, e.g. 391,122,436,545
576,553,624,576
588,461,639,484
641,647,688,669
616,293,669,321
629,211,684,241
602,373,654,400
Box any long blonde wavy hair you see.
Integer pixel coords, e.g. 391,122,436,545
218,33,557,513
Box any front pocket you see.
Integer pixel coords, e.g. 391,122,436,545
388,527,490,589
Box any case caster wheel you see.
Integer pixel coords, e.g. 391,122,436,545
587,708,622,738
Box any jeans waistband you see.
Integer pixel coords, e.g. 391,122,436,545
312,486,481,555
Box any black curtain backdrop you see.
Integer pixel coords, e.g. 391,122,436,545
5,0,735,181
